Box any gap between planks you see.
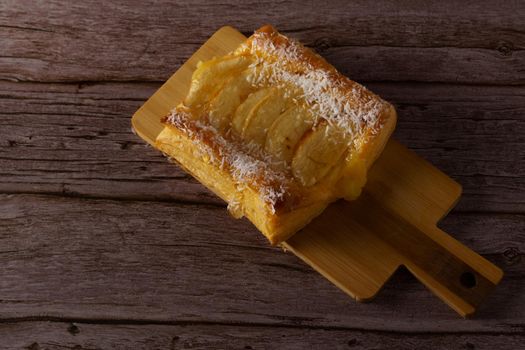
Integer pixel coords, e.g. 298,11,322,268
0,316,523,336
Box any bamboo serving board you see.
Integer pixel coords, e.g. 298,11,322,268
131,26,503,317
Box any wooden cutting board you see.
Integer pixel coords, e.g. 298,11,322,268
131,26,503,317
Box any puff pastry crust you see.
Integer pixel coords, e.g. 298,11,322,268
156,25,397,245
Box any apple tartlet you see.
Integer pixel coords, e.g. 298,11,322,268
156,25,397,245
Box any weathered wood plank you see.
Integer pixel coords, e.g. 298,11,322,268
323,46,525,85
0,0,524,83
0,321,523,350
1,81,523,212
0,194,523,331
3,0,524,49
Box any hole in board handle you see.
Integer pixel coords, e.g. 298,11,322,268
460,271,477,288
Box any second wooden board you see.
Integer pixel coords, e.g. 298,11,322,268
132,26,503,317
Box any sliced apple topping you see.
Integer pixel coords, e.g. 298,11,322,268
265,105,314,163
241,87,289,146
291,122,349,186
231,87,273,136
185,55,251,108
208,69,255,132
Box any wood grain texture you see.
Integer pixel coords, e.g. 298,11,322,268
1,81,523,212
0,194,523,331
0,0,524,84
0,0,524,346
0,321,524,350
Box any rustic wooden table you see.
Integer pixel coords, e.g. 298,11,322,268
1,1,524,349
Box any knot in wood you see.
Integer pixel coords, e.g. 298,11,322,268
313,37,332,52
497,41,514,56
503,246,521,265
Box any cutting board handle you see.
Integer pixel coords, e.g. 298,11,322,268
383,218,504,317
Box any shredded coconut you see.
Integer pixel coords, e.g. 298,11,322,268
248,31,386,142
166,111,288,212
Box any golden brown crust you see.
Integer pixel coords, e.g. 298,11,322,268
156,121,312,245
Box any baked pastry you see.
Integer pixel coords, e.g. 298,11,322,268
156,25,396,245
